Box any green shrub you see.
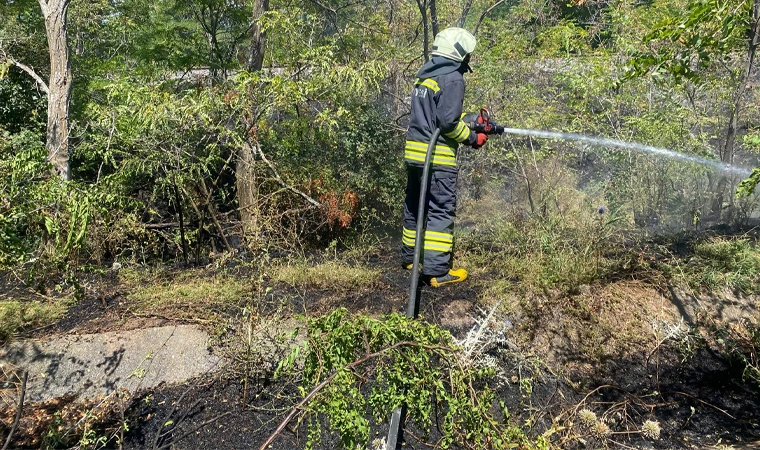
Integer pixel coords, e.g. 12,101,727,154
275,309,536,450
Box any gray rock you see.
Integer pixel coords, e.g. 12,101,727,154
0,325,221,403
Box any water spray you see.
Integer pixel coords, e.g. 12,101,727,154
499,127,752,177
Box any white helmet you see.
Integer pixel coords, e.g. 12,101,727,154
431,28,477,63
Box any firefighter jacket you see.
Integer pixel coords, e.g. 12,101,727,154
405,56,477,172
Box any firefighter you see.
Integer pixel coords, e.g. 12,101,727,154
401,27,488,287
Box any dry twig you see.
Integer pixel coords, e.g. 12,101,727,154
2,370,28,450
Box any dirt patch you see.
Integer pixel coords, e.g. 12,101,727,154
122,377,346,450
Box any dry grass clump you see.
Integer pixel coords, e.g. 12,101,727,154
577,408,597,428
0,299,71,342
269,260,381,291
120,268,251,318
641,419,661,440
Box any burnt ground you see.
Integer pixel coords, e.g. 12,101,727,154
2,247,760,449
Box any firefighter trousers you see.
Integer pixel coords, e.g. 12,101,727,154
401,166,458,277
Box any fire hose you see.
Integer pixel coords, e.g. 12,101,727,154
386,108,503,449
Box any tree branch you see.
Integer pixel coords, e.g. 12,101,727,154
258,341,426,450
429,0,439,37
249,141,322,208
457,0,475,27
473,0,506,36
3,55,49,94
37,0,49,17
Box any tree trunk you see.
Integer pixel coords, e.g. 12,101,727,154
710,0,760,220
39,0,72,181
247,0,269,71
237,142,259,239
238,0,269,243
429,0,439,37
416,0,429,61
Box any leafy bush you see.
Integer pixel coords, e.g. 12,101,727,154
0,129,139,271
275,309,536,450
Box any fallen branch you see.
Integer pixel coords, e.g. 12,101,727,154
258,341,436,450
144,223,180,230
2,370,28,450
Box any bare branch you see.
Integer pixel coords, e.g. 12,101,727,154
250,141,323,208
2,370,28,450
473,0,506,36
2,54,50,94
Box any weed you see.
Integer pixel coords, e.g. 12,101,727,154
226,305,298,407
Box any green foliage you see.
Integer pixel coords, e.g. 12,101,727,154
0,124,148,269
276,309,535,449
2,0,758,284
737,167,760,198
626,0,752,81
537,20,590,56
0,71,46,134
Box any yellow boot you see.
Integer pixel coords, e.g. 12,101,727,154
429,268,468,287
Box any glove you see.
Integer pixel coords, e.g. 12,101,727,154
472,133,488,149
463,113,486,133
